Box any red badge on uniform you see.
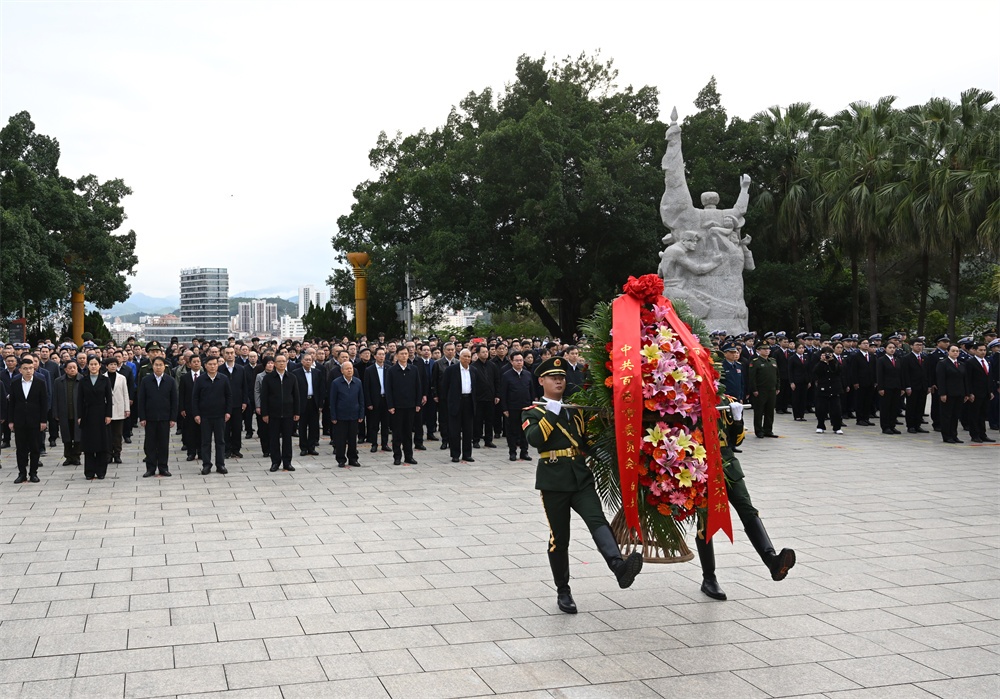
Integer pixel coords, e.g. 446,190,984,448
522,419,530,430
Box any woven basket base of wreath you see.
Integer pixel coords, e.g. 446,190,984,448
611,508,694,564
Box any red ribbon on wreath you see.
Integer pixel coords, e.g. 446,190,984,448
617,275,734,544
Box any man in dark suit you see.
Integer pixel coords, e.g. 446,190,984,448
965,342,994,443
363,348,390,453
442,349,476,462
431,343,457,451
192,356,232,475
499,351,535,461
875,341,904,435
51,359,83,466
410,344,431,452
137,357,179,477
259,354,300,472
179,354,203,461
787,344,811,421
328,360,365,467
0,353,19,448
416,344,438,442
6,357,48,483
219,347,249,459
291,352,325,456
384,346,424,465
936,344,968,444
471,345,500,449
850,339,877,426
927,335,951,430
900,338,929,434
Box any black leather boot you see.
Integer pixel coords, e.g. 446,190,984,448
744,516,795,581
593,525,643,589
548,550,577,614
696,535,727,600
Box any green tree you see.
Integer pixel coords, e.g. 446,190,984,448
334,53,666,337
301,301,351,341
0,111,138,328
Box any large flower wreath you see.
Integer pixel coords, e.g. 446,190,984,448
576,274,733,562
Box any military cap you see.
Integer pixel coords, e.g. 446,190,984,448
984,329,997,338
81,340,97,349
888,334,901,342
763,332,775,340
936,334,950,343
721,341,740,352
915,336,926,343
795,332,807,340
745,331,757,339
869,333,882,342
145,341,163,352
958,336,974,346
535,356,567,377
988,339,1000,349
848,334,859,341
757,343,772,351
830,333,843,342
811,332,821,340
895,329,908,335
775,331,787,339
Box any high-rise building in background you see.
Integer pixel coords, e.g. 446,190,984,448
237,299,279,334
180,267,229,340
298,284,329,318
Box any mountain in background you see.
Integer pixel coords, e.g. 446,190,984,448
93,292,180,316
232,286,298,302
229,297,298,317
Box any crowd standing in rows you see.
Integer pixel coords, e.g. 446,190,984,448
0,333,590,482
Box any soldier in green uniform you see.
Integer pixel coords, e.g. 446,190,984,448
522,357,643,614
748,343,780,438
696,399,796,600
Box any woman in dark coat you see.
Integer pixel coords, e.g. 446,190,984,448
78,355,113,480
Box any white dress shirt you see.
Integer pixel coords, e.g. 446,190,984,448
460,365,472,394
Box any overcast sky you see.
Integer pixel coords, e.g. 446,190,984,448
3,0,998,303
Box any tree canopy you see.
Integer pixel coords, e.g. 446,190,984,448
1,111,138,329
335,53,666,337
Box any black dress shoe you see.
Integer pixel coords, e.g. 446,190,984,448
215,465,227,474
701,577,727,601
62,459,75,466
29,475,40,483
520,453,531,461
231,452,243,459
464,457,475,463
755,433,763,438
201,466,212,475
451,458,460,463
113,456,123,464
160,470,172,477
882,430,895,435
123,437,132,444
557,590,577,614
439,443,449,450
284,465,295,472
307,450,319,456
765,434,779,438
269,464,280,472
338,463,347,468
393,459,402,465
186,454,197,461
915,428,928,433
143,470,156,478
14,475,27,484
381,446,391,452
426,436,438,441
348,462,361,467
484,443,497,448
300,450,309,456
971,438,983,443
983,437,996,443
414,445,426,451
892,429,902,434
404,458,417,465
472,443,480,449
371,445,378,453
509,454,517,461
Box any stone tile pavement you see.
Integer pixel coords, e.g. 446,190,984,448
0,414,997,698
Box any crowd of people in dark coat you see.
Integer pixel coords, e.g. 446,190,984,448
1,332,589,480
712,328,1000,446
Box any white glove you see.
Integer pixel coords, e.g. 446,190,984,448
730,403,744,421
545,399,562,416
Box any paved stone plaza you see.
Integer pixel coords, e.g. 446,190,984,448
0,414,997,698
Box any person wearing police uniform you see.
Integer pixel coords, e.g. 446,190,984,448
747,343,779,438
773,333,792,414
697,399,796,601
522,357,643,614
901,338,930,433
927,335,951,431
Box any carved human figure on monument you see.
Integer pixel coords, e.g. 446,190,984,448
657,109,753,334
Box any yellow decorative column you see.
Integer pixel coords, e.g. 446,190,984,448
346,253,371,336
72,285,86,345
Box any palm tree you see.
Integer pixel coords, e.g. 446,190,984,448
751,103,826,328
819,97,899,333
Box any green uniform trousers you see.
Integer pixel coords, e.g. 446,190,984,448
540,485,609,554
724,454,759,529
753,390,776,436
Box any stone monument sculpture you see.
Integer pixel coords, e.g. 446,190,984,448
657,107,754,334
